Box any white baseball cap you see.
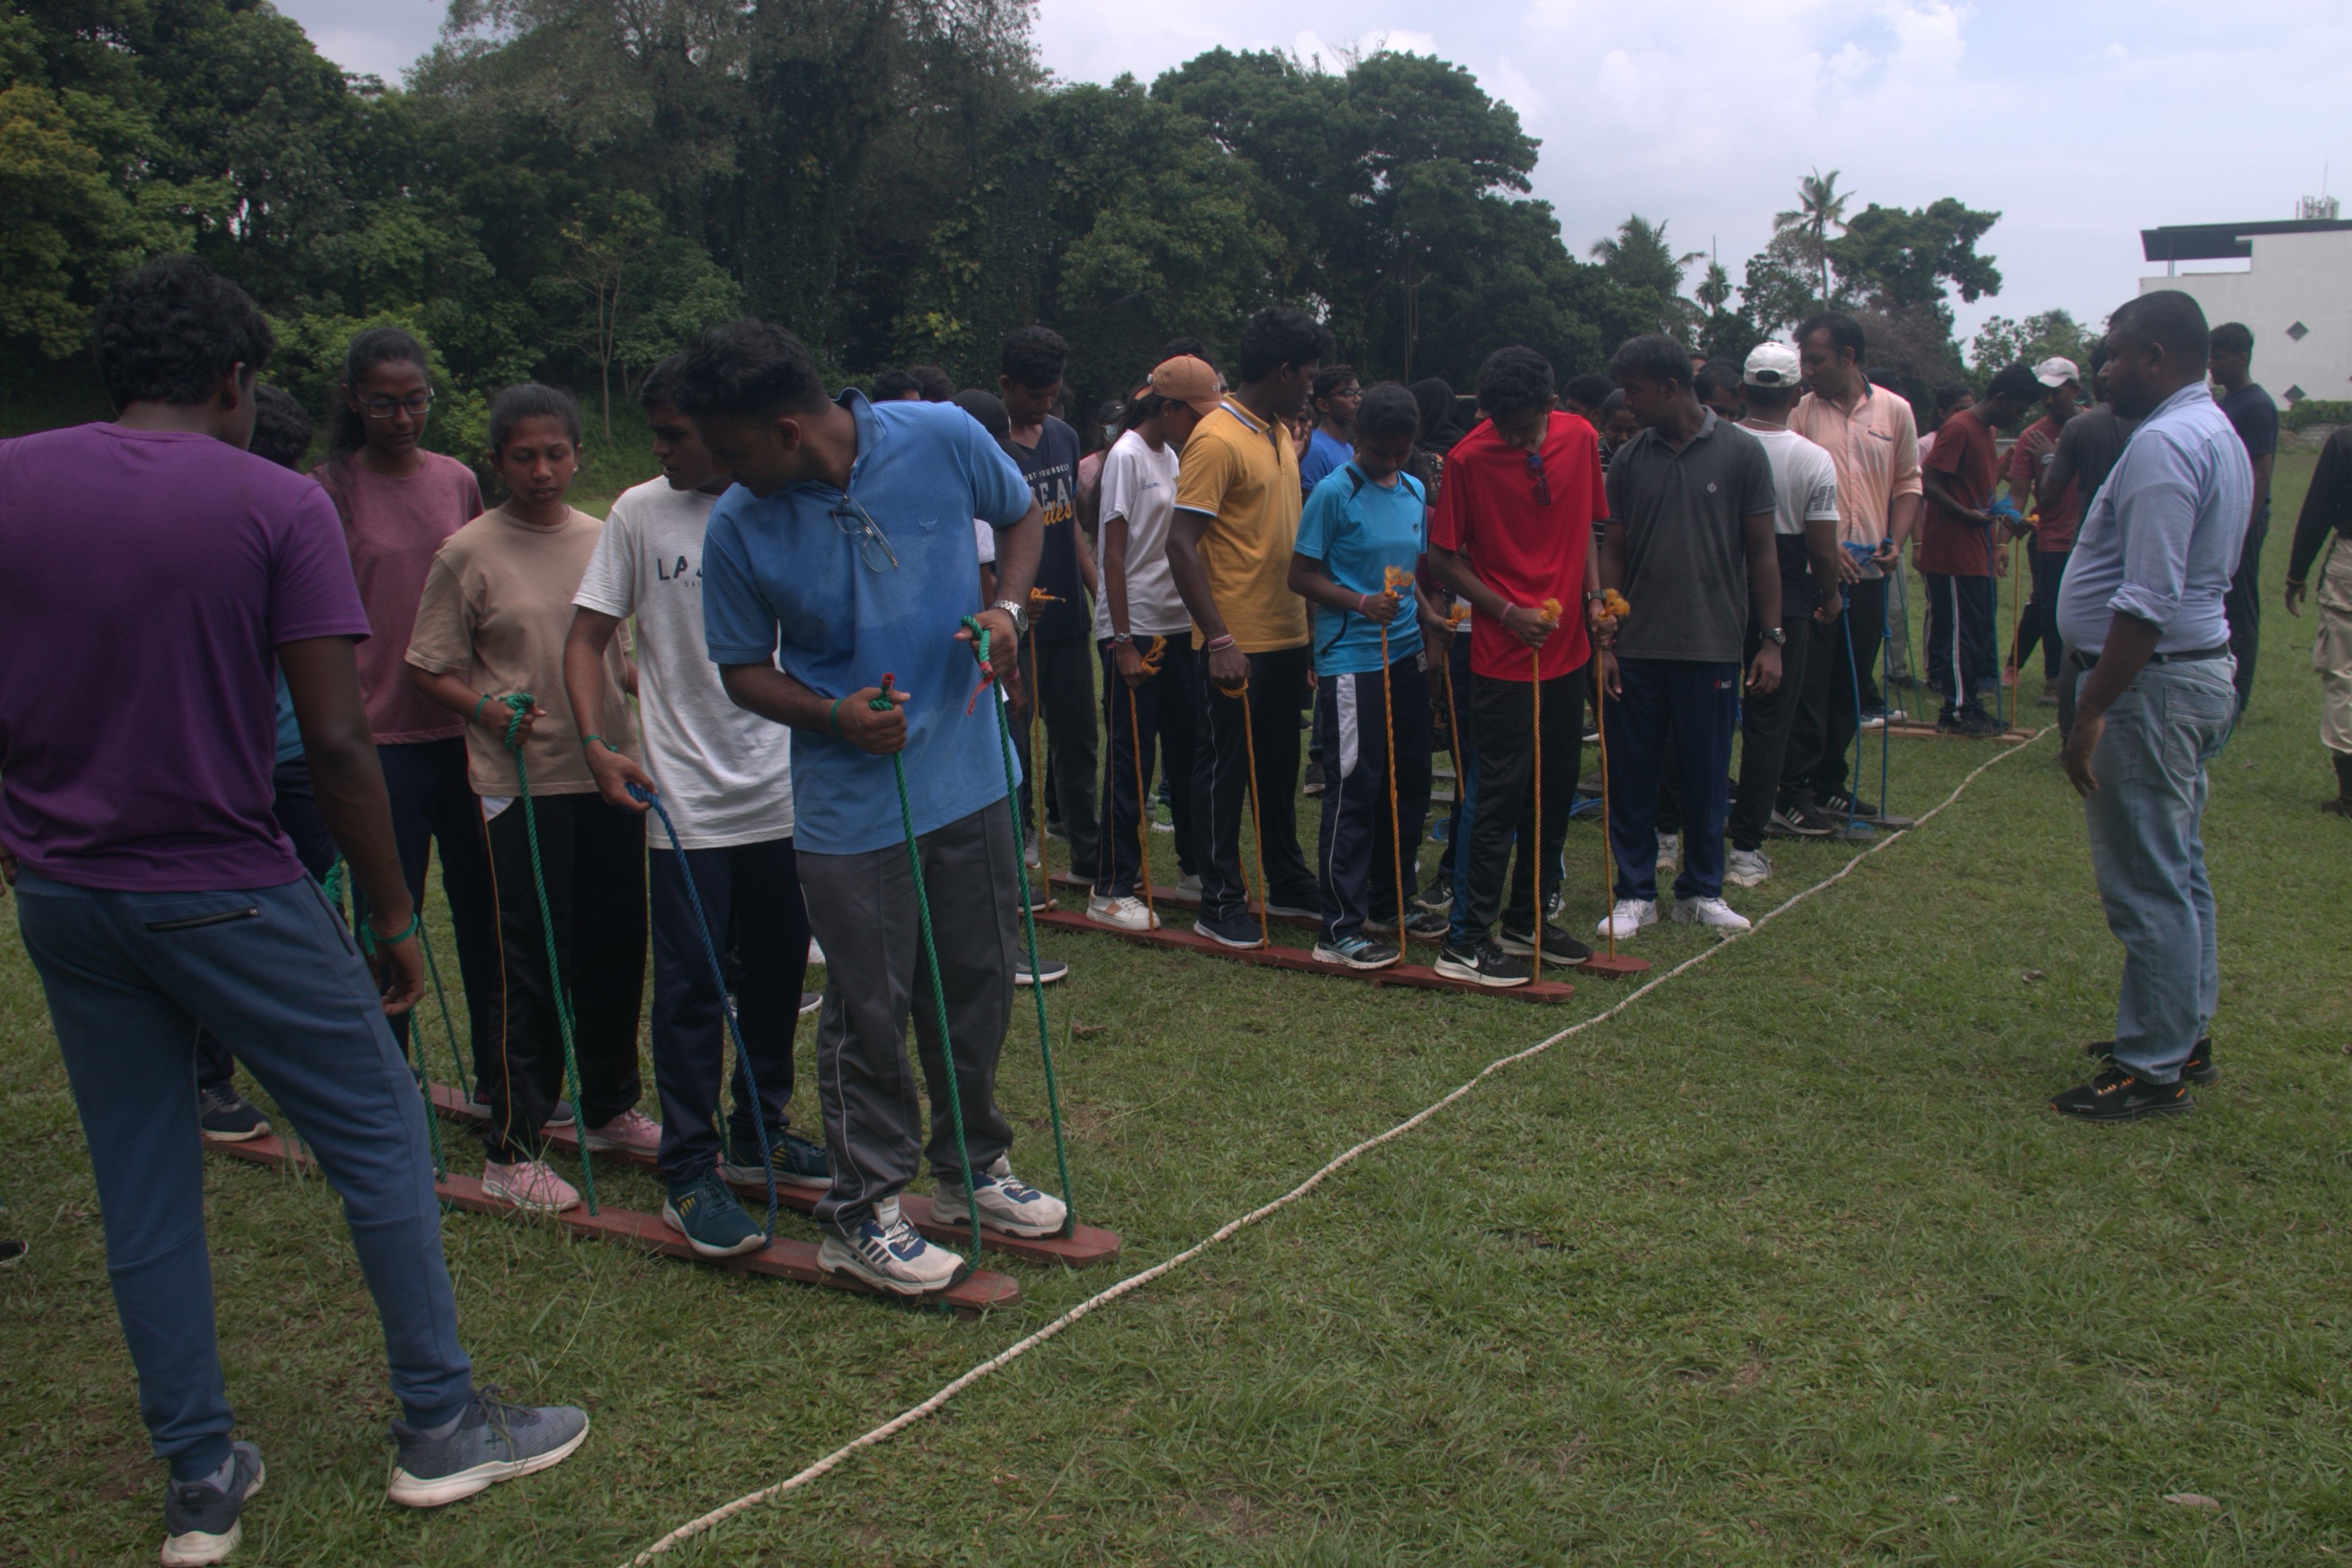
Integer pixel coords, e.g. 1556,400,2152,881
1743,341,1804,389
2033,356,2080,389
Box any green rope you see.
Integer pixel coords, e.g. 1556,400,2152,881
351,876,448,1180
963,616,1076,1236
872,676,983,1265
498,692,598,1216
416,920,473,1106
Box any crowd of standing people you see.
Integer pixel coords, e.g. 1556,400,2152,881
0,239,2335,1566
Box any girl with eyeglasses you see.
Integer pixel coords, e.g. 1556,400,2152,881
404,385,655,1213
312,328,508,1113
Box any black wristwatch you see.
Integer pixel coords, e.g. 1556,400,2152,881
1762,626,1787,646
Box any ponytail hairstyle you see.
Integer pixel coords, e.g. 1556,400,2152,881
1120,389,1167,432
487,382,583,460
330,326,430,461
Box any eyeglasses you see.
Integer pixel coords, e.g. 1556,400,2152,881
360,391,435,419
832,493,898,573
1526,449,1552,507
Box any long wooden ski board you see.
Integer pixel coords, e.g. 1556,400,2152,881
425,1087,1122,1269
205,1128,1019,1316
1029,905,1577,1002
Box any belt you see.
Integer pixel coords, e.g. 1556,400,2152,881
2145,644,2230,665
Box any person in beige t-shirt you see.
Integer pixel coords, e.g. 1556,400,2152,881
403,385,654,1213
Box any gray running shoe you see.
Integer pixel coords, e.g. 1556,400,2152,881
387,1388,589,1508
162,1442,263,1567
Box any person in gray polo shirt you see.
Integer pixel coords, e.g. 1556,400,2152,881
1596,334,1783,939
2051,289,2252,1121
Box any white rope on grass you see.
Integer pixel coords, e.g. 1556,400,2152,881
625,728,2052,1565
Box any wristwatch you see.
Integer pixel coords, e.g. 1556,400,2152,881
991,598,1030,637
1761,626,1786,646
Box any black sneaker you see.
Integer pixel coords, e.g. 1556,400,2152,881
1939,708,2006,738
162,1441,264,1566
1817,786,1880,818
1766,805,1834,839
1433,937,1531,988
0,1238,23,1268
2086,1036,2217,1086
1368,908,1451,941
1302,761,1326,797
1194,910,1265,949
1410,879,1452,914
2051,1066,2193,1122
1498,922,1593,963
797,990,822,1016
198,1084,271,1144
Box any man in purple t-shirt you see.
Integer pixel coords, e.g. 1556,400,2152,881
0,258,585,1563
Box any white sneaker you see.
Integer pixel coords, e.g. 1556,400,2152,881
582,1107,660,1157
482,1159,580,1214
1085,892,1159,931
1022,839,1041,870
1597,899,1658,940
816,1198,965,1295
1670,896,1753,933
1724,847,1772,888
930,1156,1069,1238
1656,832,1680,872
1176,872,1203,895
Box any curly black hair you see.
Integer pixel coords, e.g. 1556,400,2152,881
1354,382,1421,446
1608,334,1694,391
1000,324,1071,390
1236,308,1335,385
248,385,312,471
1561,372,1614,410
907,364,957,402
1311,364,1360,405
871,367,921,401
637,352,687,413
91,255,275,409
674,319,830,418
1983,362,2044,406
1473,345,1556,422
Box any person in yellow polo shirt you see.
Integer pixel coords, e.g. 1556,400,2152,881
1165,307,1334,948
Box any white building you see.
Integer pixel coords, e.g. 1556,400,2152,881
2139,217,2352,409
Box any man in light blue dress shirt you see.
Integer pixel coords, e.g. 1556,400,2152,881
2050,290,2252,1121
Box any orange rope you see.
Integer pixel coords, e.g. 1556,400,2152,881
2005,530,2028,730
1532,599,1563,976
1233,668,1272,947
1592,591,1630,958
1128,637,1165,926
1379,568,1410,947
1025,589,1059,896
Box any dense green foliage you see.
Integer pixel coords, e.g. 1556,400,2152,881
2,0,2015,442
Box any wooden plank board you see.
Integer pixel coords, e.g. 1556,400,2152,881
1048,871,1320,930
208,1129,1018,1315
425,1086,1121,1269
1030,907,1577,1002
1879,720,2035,744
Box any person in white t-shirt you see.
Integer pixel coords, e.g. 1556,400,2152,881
562,355,828,1261
1088,359,1215,930
1724,342,1846,887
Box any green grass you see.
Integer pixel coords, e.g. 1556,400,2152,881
5,455,2346,1566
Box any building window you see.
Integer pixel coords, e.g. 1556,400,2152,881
2286,320,2310,342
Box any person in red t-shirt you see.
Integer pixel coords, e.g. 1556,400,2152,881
2004,358,2083,703
1426,347,1608,987
1919,362,2041,735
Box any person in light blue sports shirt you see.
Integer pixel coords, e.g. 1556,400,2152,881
1288,382,1448,967
680,318,1071,1300
1297,364,1361,495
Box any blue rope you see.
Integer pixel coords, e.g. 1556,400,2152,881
628,783,778,1242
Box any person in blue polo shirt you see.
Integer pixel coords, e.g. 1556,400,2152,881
1288,383,1448,969
676,318,1068,1297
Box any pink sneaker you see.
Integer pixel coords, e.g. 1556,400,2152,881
583,1108,661,1157
482,1159,580,1213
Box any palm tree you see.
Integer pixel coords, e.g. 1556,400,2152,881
1773,168,1848,308
1590,215,1706,324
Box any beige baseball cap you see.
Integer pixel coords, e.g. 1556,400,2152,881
1148,355,1223,415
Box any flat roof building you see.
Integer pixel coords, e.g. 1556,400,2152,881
2140,217,2352,410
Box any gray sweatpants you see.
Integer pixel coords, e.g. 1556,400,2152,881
798,800,1021,1233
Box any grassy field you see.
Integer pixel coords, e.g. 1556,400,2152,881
3,455,2346,1566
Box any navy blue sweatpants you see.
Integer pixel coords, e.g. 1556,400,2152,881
13,870,473,1480
1312,652,1433,942
1605,657,1740,902
649,836,810,1184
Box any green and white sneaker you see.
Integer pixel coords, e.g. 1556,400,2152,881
932,1155,1069,1238
720,1128,832,1190
387,1389,589,1508
663,1171,767,1259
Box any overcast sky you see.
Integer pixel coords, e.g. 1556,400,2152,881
280,0,2350,348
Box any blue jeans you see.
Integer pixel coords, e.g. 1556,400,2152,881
1605,657,1740,901
13,871,473,1479
649,837,810,1184
2076,656,2238,1083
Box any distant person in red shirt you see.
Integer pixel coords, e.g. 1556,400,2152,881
2004,358,2083,705
1426,347,1608,986
1919,362,2041,736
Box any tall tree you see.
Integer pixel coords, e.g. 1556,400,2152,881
1773,167,1848,309
1589,214,1703,338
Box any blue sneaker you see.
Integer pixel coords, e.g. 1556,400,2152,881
1312,934,1401,970
663,1170,766,1259
1193,909,1264,948
387,1388,589,1508
720,1128,830,1190
1014,952,1069,985
816,1198,964,1295
932,1155,1069,1238
162,1441,263,1566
